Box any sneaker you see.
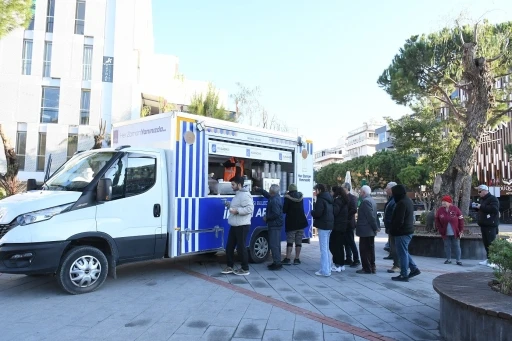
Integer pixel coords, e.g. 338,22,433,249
350,261,361,268
234,268,250,276
408,268,421,278
267,262,276,268
282,258,291,265
444,260,452,264
456,261,463,266
331,265,345,272
268,263,283,271
344,259,353,265
392,275,409,282
384,247,390,252
221,267,234,274
387,266,400,273
293,258,301,265
383,255,393,260
479,259,489,266
315,271,330,277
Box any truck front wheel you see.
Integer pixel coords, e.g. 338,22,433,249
248,232,269,263
57,246,108,295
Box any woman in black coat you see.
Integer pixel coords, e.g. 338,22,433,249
282,184,309,264
330,186,349,272
312,184,334,276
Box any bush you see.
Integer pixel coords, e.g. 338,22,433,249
489,237,512,295
419,211,428,225
0,187,5,199
463,215,474,225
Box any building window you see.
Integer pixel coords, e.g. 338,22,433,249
16,131,27,171
27,1,36,30
43,41,52,77
80,90,90,125
74,0,86,34
21,39,33,75
37,132,47,171
67,134,78,160
46,0,55,33
40,87,60,123
82,45,93,81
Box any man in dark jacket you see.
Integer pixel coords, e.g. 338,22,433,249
383,182,400,273
282,184,308,265
342,183,361,267
474,184,500,266
254,184,284,270
390,184,420,282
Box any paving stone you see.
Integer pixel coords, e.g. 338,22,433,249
262,329,294,341
233,318,266,339
200,326,236,341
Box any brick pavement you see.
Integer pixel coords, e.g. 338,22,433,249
0,230,498,341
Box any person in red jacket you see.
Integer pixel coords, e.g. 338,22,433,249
435,195,464,266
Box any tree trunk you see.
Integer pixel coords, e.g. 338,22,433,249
437,42,493,209
460,174,472,216
0,124,20,196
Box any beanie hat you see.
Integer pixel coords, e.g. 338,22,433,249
288,183,297,192
441,195,452,204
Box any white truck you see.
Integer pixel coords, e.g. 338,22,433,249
0,112,314,294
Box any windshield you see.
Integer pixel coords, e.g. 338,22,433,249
44,151,117,191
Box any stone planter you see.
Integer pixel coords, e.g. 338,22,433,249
409,224,486,260
433,272,512,341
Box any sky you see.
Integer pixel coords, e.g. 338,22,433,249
152,0,512,150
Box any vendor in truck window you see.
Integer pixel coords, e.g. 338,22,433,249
222,157,244,181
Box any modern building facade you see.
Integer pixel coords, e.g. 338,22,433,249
0,0,228,181
343,119,384,161
375,124,394,151
313,136,346,170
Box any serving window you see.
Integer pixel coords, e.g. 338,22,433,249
207,140,295,196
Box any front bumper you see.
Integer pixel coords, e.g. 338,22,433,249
0,241,70,275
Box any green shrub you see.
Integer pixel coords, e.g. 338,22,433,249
489,238,512,295
463,215,474,225
419,211,427,225
0,187,5,199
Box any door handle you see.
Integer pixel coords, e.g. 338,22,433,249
153,204,161,217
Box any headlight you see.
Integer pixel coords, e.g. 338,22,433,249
16,203,73,226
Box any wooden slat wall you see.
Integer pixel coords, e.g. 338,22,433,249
474,112,512,185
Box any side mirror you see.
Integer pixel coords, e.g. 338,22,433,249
26,179,38,191
96,178,112,202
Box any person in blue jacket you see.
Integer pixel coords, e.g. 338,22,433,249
254,184,284,270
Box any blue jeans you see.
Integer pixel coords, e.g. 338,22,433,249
318,229,332,276
394,234,417,277
443,236,461,262
268,228,282,264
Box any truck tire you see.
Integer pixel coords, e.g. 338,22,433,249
248,232,269,263
56,246,108,295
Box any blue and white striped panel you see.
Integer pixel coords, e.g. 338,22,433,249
175,197,201,254
175,120,207,198
307,142,313,155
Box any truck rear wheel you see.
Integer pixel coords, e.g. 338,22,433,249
248,232,269,263
57,246,108,295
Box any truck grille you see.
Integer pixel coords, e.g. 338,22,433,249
0,221,17,239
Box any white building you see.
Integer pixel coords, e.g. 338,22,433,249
343,119,385,161
0,0,228,182
313,136,346,170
